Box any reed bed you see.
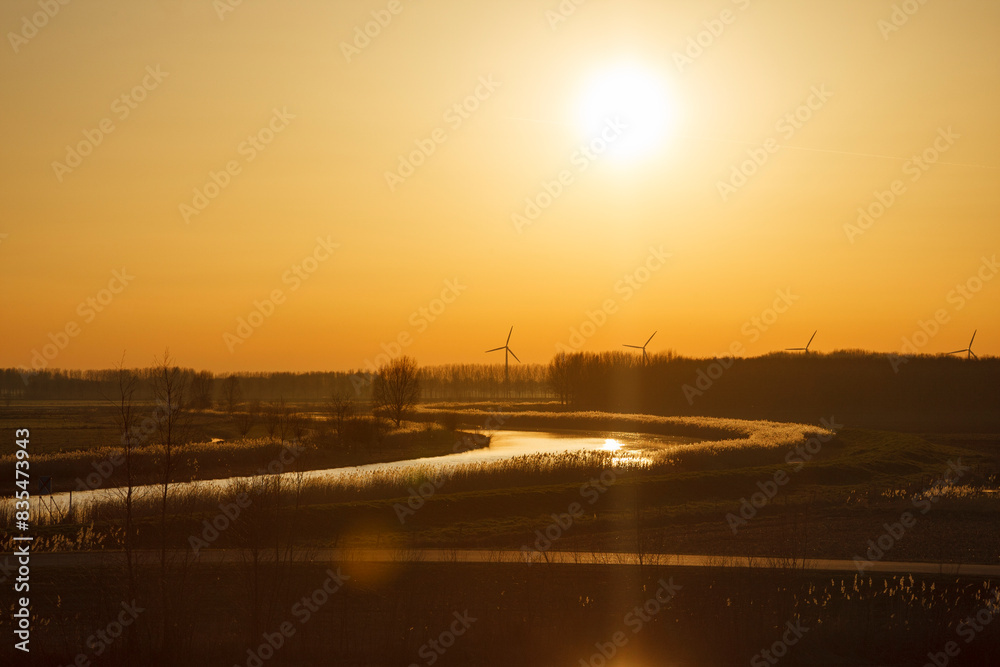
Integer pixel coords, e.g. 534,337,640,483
26,410,834,533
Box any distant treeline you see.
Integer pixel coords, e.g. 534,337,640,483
4,351,998,431
0,363,553,404
548,350,1000,432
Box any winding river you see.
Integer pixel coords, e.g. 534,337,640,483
42,429,688,515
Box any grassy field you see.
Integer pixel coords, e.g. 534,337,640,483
2,559,997,666
0,401,239,455
6,405,997,566
2,402,998,665
0,401,483,495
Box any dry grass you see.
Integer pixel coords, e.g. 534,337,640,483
23,410,835,533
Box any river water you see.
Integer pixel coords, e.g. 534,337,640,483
42,429,685,515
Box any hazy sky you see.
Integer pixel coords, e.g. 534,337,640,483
2,0,998,372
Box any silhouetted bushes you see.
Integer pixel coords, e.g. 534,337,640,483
548,350,1000,432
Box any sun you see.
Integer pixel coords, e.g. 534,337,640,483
576,63,676,162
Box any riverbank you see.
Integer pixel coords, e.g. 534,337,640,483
0,400,487,494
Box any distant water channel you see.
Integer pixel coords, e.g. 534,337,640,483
43,429,687,515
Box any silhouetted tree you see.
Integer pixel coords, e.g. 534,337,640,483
220,374,242,415
262,401,281,442
151,349,188,661
326,392,354,446
547,353,580,406
372,356,420,427
107,357,139,663
188,370,213,409
234,400,259,437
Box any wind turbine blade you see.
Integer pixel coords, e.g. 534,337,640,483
645,331,657,346
624,345,643,349
971,350,979,360
807,331,817,347
506,326,513,346
970,330,977,346
785,348,805,351
508,348,521,363
485,347,505,353
946,350,965,355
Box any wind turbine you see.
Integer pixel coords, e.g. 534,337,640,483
486,326,521,397
947,330,978,360
786,331,817,354
623,331,657,366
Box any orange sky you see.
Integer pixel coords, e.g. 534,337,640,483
1,0,998,373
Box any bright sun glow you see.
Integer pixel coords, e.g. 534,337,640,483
602,438,623,451
577,63,676,162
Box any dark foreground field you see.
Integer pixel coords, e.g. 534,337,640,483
2,559,999,666
3,402,999,665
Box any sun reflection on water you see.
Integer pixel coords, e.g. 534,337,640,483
600,437,652,467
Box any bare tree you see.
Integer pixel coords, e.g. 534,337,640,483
151,349,188,659
233,473,304,646
220,374,242,415
290,411,308,441
187,370,213,410
262,401,281,442
372,356,421,428
276,397,291,442
326,393,354,446
234,400,259,438
107,357,139,662
547,353,579,406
